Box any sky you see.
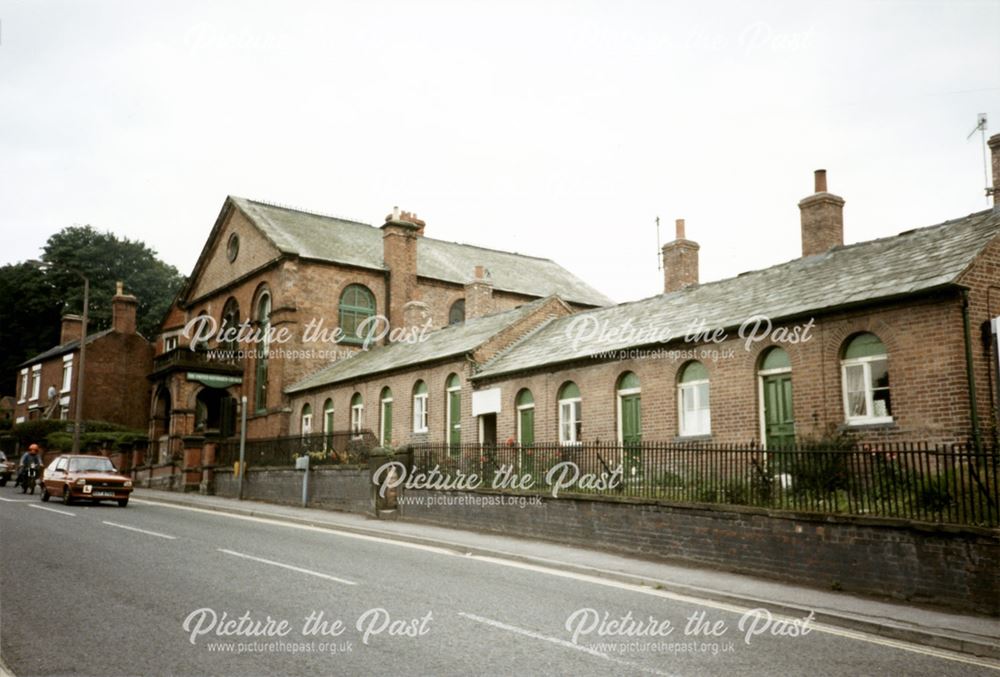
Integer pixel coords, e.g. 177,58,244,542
1,0,998,304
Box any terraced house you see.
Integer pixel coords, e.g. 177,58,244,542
287,135,1000,450
147,197,610,461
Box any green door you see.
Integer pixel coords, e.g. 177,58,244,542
448,390,461,452
518,408,534,447
620,394,642,479
381,400,393,446
763,374,794,448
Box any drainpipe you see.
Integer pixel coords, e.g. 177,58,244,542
962,290,982,451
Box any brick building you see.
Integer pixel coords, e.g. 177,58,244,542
13,283,153,431
148,197,611,461
286,135,1000,449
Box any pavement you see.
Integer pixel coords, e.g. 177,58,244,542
131,488,1000,661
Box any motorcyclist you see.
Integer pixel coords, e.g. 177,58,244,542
15,444,43,487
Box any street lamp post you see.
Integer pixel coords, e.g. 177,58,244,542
29,260,89,454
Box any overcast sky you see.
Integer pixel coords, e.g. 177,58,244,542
1,0,998,303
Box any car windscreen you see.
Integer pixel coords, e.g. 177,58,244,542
68,458,116,473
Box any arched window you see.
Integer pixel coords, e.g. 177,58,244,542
254,292,271,413
339,284,376,344
446,374,461,451
379,387,393,445
678,362,710,437
448,299,466,325
558,382,582,445
301,403,312,437
841,333,891,423
323,398,334,433
221,297,241,355
350,393,364,435
412,381,429,433
515,389,534,446
616,372,642,447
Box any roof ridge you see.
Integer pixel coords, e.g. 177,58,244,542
420,235,554,263
234,196,374,229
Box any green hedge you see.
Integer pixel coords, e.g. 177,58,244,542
13,419,146,452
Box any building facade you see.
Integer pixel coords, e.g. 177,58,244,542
13,284,153,431
286,136,1000,450
148,197,611,461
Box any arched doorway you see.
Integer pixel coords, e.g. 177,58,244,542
758,347,793,448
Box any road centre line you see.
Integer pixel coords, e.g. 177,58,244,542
218,548,357,586
458,611,678,677
133,499,1000,670
28,504,75,517
102,520,177,539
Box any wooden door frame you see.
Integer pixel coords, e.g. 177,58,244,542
758,367,792,449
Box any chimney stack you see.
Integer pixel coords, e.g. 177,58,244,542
989,133,1000,211
111,281,139,334
60,314,83,345
661,219,699,293
382,207,425,334
799,169,845,256
465,266,494,319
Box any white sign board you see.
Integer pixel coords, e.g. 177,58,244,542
472,388,502,416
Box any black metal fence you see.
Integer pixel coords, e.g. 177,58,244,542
405,441,999,527
215,430,379,468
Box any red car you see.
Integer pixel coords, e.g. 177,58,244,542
41,454,133,507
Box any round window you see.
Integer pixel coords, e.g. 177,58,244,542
226,233,240,262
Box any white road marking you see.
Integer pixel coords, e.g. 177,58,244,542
134,499,1000,670
218,548,357,586
458,611,678,677
28,504,75,517
102,520,176,540
0,496,32,502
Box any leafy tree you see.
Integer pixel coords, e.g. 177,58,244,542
0,226,185,395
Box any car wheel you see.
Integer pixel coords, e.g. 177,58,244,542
62,484,73,505
117,498,129,508
41,486,50,502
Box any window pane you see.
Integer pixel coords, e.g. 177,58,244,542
845,364,868,417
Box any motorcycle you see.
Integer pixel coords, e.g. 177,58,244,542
20,464,40,495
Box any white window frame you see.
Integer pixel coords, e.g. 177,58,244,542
558,397,582,446
678,378,711,437
18,368,28,403
413,391,428,433
301,410,313,437
841,354,893,425
163,334,179,352
61,354,74,393
30,365,41,401
351,402,364,435
446,380,461,443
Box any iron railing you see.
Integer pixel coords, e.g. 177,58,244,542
403,441,999,527
216,430,379,468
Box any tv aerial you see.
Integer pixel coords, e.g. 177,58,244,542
967,113,989,203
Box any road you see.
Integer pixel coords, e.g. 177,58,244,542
0,493,996,677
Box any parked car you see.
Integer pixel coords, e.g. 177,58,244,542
0,454,12,486
41,455,133,507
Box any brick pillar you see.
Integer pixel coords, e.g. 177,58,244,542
799,169,845,257
181,435,205,492
661,219,699,293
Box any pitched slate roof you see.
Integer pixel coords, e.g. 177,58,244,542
474,209,1000,379
18,329,114,368
286,298,552,393
230,197,612,307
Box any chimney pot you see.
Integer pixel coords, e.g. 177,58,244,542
111,283,138,334
814,169,827,193
661,220,699,293
675,218,686,240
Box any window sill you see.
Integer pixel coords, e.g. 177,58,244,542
413,428,429,434
675,434,712,443
839,419,896,431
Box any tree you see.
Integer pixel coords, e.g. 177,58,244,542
0,226,186,395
